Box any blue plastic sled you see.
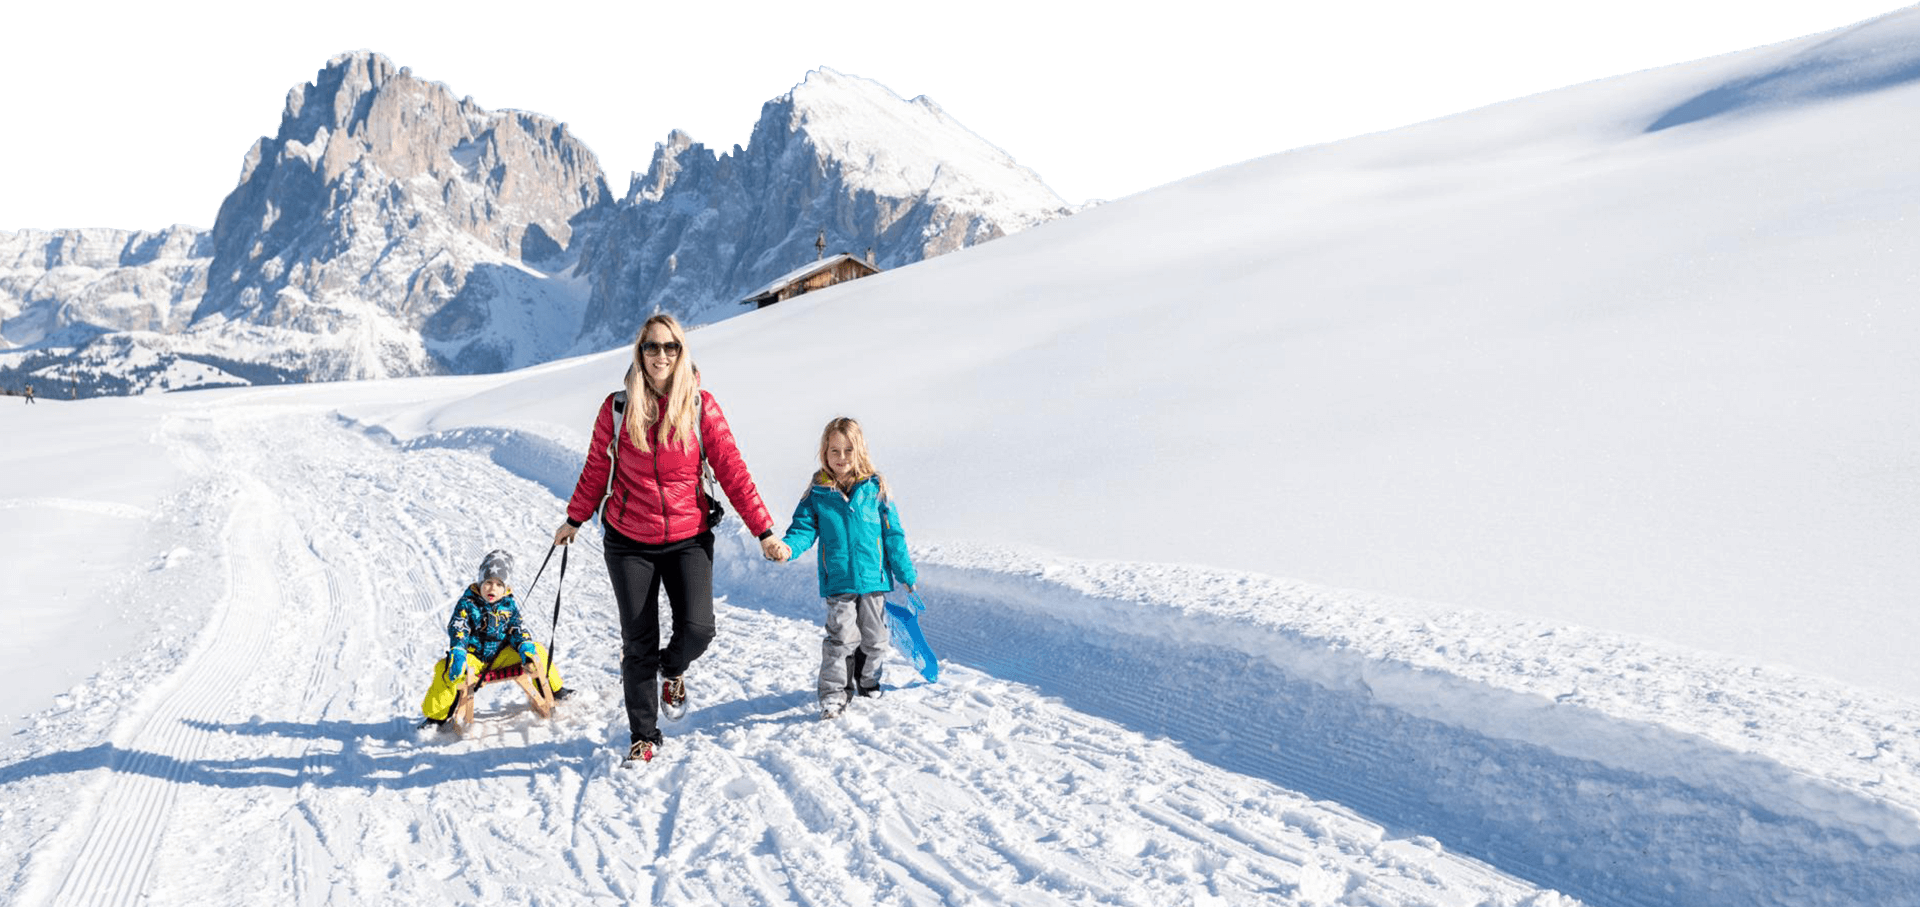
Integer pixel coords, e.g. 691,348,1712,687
884,592,939,683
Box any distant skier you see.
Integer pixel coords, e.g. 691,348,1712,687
22,384,34,404
553,314,783,764
419,549,567,728
773,417,918,720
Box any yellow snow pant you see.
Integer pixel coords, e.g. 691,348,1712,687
420,642,564,721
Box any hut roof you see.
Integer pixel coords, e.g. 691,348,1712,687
739,253,878,304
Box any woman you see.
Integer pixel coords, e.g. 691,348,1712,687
555,314,787,764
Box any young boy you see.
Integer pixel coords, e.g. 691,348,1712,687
419,549,567,727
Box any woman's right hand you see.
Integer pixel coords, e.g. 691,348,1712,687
761,536,790,562
554,523,578,546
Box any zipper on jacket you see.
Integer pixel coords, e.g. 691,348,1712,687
654,444,670,541
836,485,860,587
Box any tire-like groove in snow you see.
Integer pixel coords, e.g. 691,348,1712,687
47,473,285,906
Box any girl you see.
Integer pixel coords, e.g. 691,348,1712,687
779,417,917,719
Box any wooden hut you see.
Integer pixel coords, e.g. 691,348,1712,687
740,253,880,309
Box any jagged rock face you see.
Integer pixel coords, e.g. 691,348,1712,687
0,226,211,348
6,62,1077,394
199,51,610,378
572,68,1075,348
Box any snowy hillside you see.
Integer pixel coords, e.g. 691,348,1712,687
5,8,1920,907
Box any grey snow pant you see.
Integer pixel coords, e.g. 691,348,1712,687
819,592,886,705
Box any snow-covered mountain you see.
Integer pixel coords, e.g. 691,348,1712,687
194,51,611,381
0,227,209,345
0,227,215,394
572,68,1079,343
0,60,1076,394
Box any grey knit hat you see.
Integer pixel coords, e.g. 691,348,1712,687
476,549,513,586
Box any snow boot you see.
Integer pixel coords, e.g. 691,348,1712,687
626,739,658,764
841,650,881,699
662,675,688,721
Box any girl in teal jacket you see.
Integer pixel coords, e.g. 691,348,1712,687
779,417,916,718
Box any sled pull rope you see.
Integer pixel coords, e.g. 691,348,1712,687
518,543,568,669
521,543,558,602
546,544,569,665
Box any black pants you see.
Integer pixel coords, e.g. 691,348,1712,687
603,524,715,744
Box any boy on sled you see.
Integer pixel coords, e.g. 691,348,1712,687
420,549,568,729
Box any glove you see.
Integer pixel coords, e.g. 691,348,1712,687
517,643,538,670
445,647,467,682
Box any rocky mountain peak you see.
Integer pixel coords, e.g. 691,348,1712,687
7,60,1077,394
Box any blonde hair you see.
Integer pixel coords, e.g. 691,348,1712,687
817,417,889,497
623,314,700,454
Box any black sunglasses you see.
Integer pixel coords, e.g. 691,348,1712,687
640,341,682,357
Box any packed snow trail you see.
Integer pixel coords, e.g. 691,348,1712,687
717,549,1920,907
0,400,1573,906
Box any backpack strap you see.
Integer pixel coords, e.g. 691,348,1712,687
691,392,720,515
600,391,628,519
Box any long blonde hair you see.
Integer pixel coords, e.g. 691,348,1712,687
816,417,889,497
623,314,700,454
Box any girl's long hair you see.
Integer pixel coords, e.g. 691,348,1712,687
817,417,889,497
623,314,700,454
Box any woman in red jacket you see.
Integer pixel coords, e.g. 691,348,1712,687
555,313,788,764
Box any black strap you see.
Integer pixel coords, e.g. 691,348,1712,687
518,543,567,673
520,543,558,601
546,545,568,667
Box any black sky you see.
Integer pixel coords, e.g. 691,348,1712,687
11,7,1904,233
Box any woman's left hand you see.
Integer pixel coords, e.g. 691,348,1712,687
760,536,790,562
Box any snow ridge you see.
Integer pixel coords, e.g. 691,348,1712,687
708,532,1920,907
1649,7,1920,130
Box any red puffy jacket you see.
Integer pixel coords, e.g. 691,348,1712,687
565,389,774,543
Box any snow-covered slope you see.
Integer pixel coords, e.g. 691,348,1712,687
5,8,1920,907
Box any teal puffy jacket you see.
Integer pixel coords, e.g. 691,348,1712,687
782,473,917,597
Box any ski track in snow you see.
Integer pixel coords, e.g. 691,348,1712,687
2,400,1916,905
0,403,1564,906
0,498,154,520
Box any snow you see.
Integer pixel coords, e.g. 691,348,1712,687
784,68,1072,228
6,9,1920,906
